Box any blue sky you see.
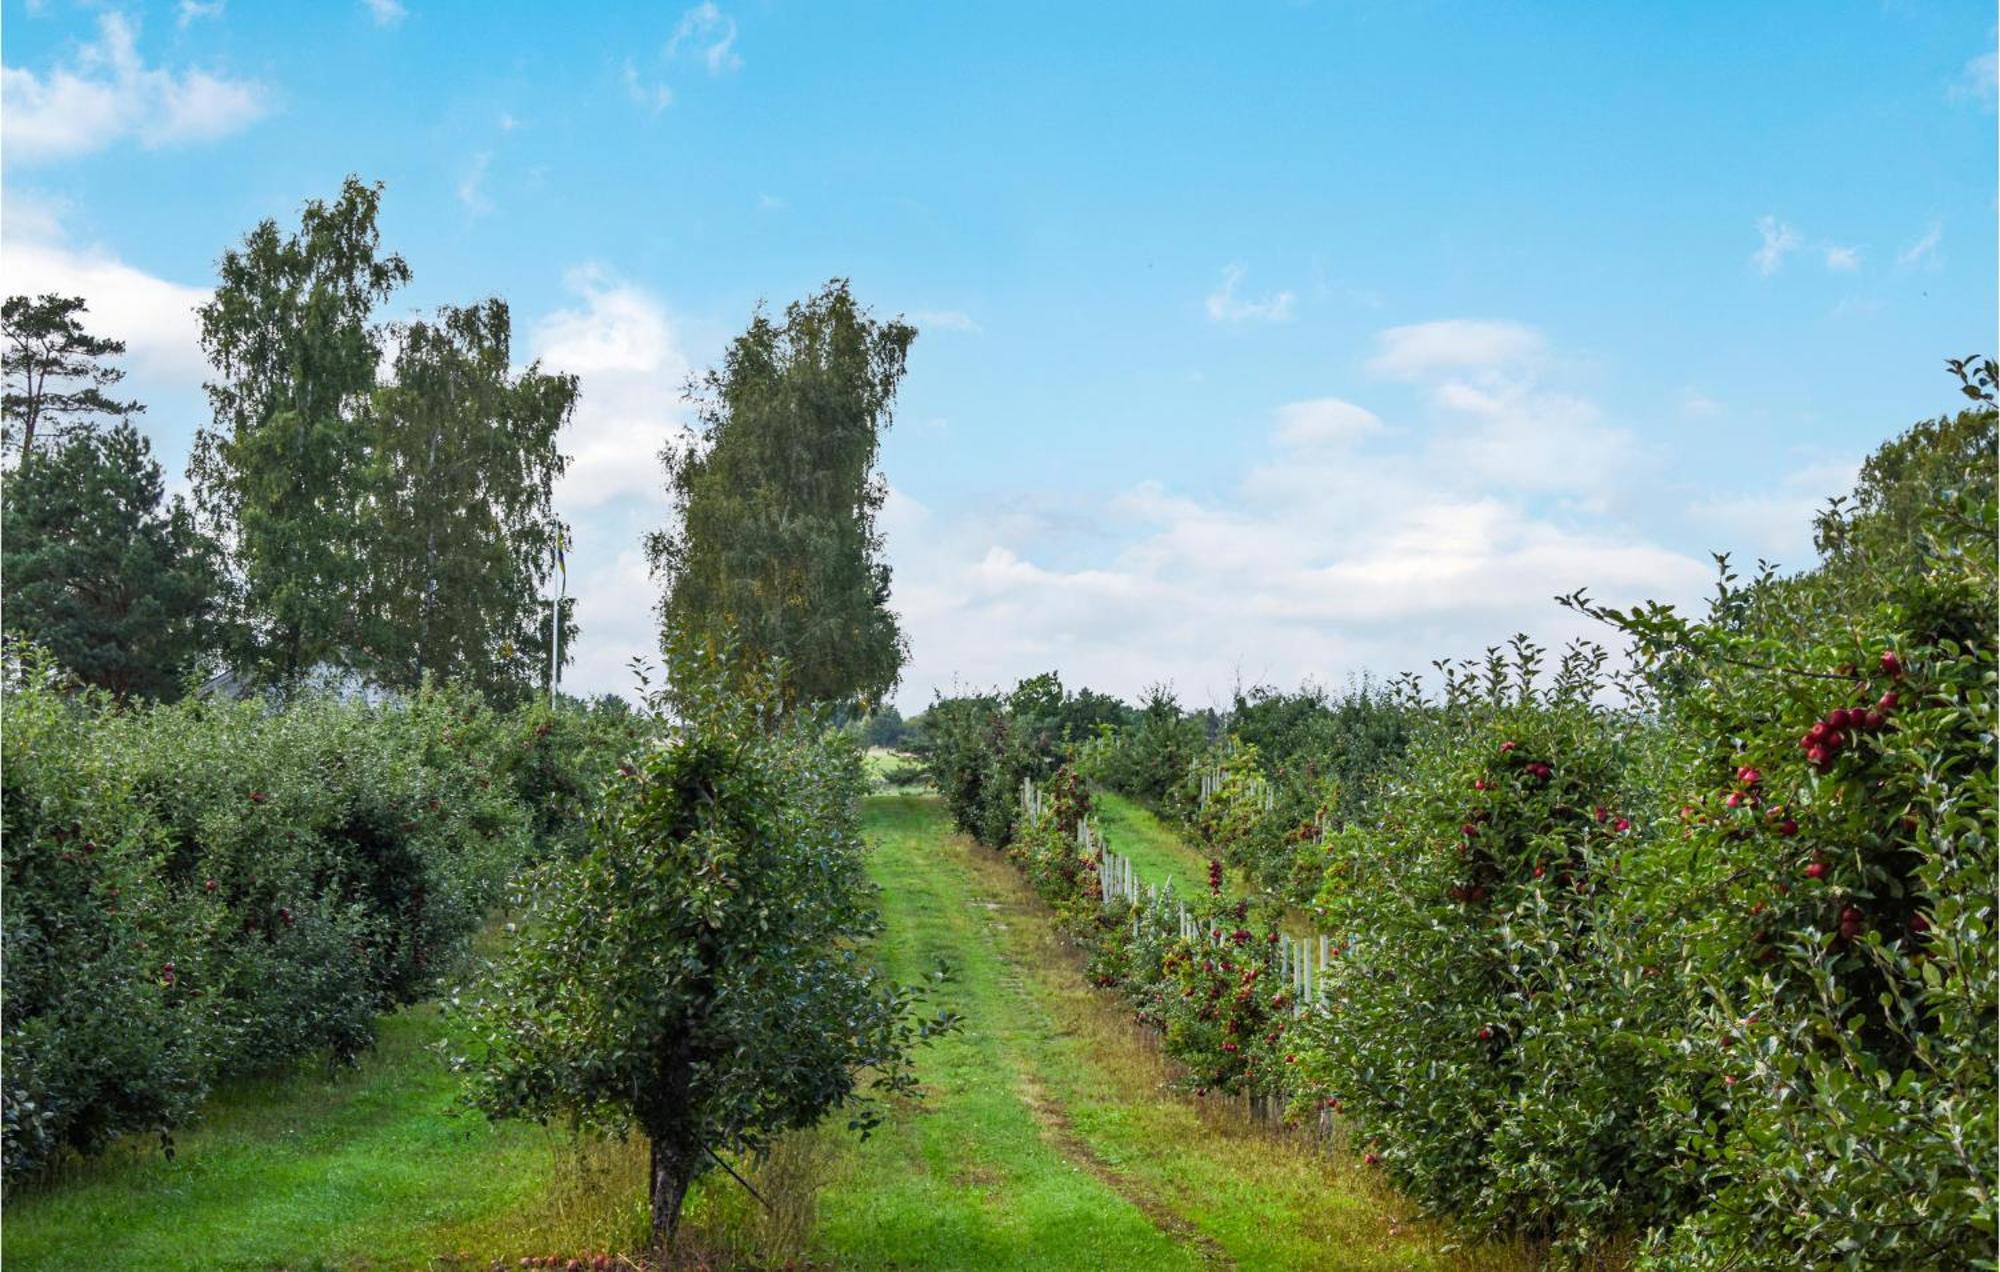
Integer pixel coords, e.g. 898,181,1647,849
4,1,1994,707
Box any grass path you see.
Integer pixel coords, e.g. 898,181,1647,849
807,794,1477,1270
0,1007,648,1270
2,793,1500,1270
1091,788,1214,897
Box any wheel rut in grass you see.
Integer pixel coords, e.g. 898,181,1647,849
1010,1065,1235,1267
943,839,1235,1266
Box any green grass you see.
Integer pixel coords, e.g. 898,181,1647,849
810,794,1500,1271
0,1007,649,1270
1090,788,1213,897
3,793,1513,1270
1092,788,1319,935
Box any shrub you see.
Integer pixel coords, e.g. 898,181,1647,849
1573,398,1998,1266
0,664,555,1182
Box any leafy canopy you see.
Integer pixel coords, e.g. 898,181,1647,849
648,279,913,716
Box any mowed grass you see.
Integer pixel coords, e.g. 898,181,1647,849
3,793,1520,1270
1092,788,1320,936
0,1005,651,1271
1091,787,1213,897
815,794,1510,1271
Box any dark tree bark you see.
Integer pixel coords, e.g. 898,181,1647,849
643,1035,701,1249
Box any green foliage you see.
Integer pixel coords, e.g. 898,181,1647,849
456,697,955,1245
2,424,227,701
492,694,646,861
1075,683,1205,810
2,293,144,466
1566,393,1998,1266
190,176,412,687
1302,642,1685,1251
648,280,913,717
920,672,1120,847
860,704,909,749
362,299,578,700
0,660,636,1184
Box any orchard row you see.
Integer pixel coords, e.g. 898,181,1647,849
916,384,1996,1267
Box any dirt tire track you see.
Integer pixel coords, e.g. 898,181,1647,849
949,844,1236,1267
1011,1066,1235,1267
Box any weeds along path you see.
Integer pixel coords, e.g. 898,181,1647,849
814,794,1453,1271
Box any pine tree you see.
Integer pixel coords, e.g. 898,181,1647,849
2,294,145,467
2,423,226,699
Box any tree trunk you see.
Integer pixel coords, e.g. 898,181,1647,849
644,1039,701,1252
649,1131,700,1250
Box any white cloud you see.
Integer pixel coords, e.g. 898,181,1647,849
1750,215,1802,275
1272,398,1383,450
669,2,741,74
0,211,210,389
457,150,493,214
2,12,267,163
362,0,407,27
1682,389,1720,416
562,546,660,703
176,0,225,27
1822,244,1861,271
1688,457,1858,568
1897,223,1942,269
622,60,673,114
531,267,695,509
886,427,1710,708
1367,319,1543,380
883,321,1717,710
1204,265,1295,323
911,309,979,334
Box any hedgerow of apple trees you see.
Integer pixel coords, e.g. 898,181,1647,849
928,366,1997,1265
0,656,642,1183
1566,380,1999,1267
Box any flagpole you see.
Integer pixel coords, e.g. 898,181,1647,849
549,527,565,710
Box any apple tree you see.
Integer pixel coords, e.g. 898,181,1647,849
454,701,955,1248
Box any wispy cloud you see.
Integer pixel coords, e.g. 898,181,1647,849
457,151,494,215
176,0,225,27
1367,319,1544,380
362,0,407,27
1750,215,1802,275
1952,37,1996,109
669,2,741,74
623,61,673,114
1752,216,1865,276
1271,398,1384,450
911,309,980,334
1,12,267,163
1204,265,1295,323
1897,222,1942,269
